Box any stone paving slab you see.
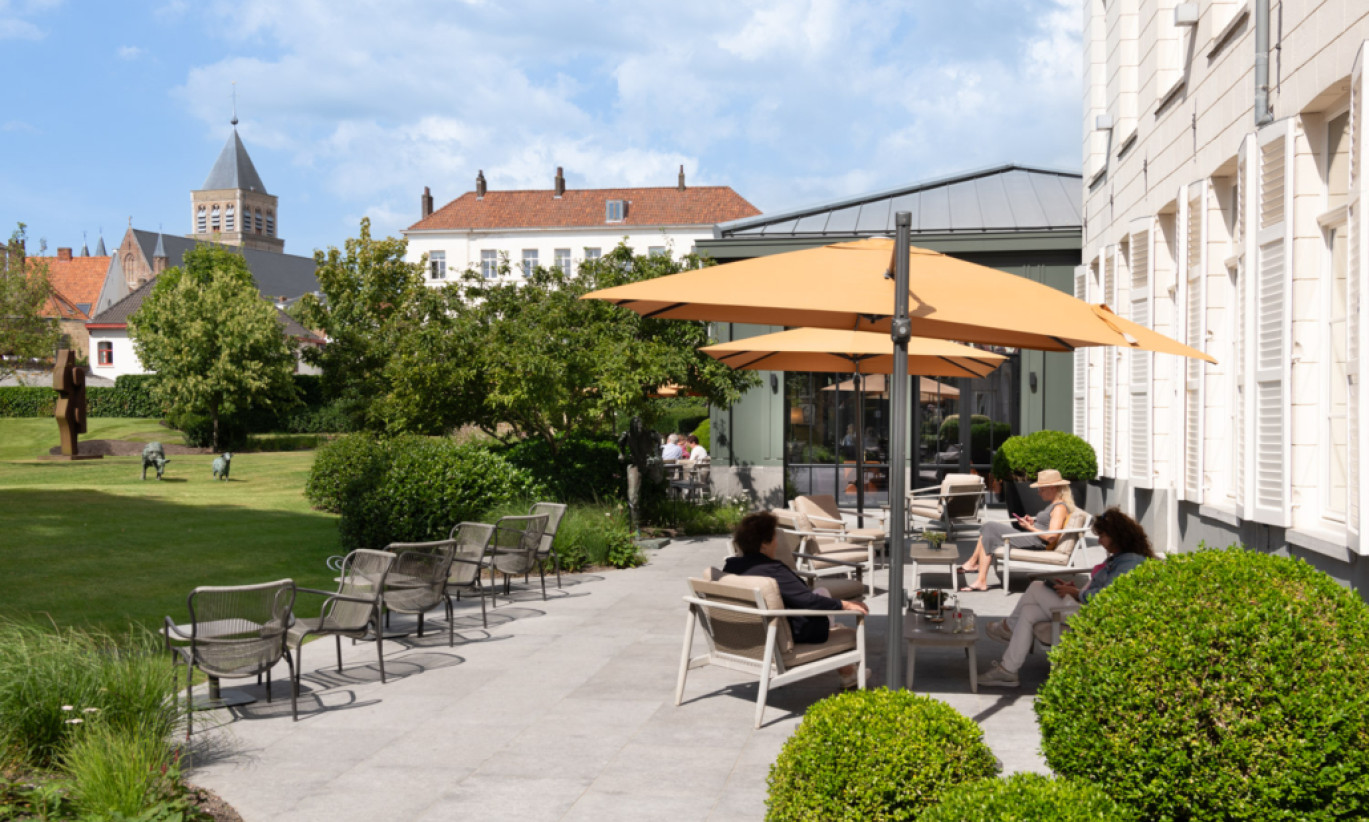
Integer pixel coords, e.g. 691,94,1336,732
187,531,1053,821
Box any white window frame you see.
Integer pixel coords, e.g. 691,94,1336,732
1128,221,1154,488
1347,44,1367,553
1181,182,1207,503
606,200,625,222
521,249,538,276
481,249,500,279
429,250,446,281
584,247,602,260
97,341,113,366
555,248,571,274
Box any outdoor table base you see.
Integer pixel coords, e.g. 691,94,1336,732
904,609,979,693
904,541,963,592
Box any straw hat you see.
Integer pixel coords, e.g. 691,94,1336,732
1029,469,1070,488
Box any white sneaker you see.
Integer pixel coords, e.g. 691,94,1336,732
979,661,1019,687
985,619,1013,643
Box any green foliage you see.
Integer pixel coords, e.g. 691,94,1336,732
692,418,711,451
1036,548,1369,821
938,415,1012,464
916,773,1136,821
279,399,358,434
767,689,998,821
305,432,398,514
646,496,747,535
0,386,54,416
991,430,1097,481
60,719,178,819
0,620,179,770
293,218,426,431
168,410,249,451
323,434,546,549
499,432,623,503
88,375,164,418
1,224,60,381
652,398,709,435
128,244,299,451
522,502,641,571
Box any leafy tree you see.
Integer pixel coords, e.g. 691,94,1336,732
0,224,59,382
128,245,298,451
379,244,758,449
292,218,425,429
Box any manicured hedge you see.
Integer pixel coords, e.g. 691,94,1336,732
499,433,623,503
692,418,710,452
305,433,397,514
1036,548,1369,821
0,386,54,417
991,430,1098,482
916,774,1136,821
767,689,998,821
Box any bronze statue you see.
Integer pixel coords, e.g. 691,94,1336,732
51,349,99,460
617,416,661,531
141,442,169,480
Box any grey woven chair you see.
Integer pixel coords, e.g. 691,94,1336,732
164,579,295,738
525,502,568,592
447,521,499,628
287,549,396,720
490,514,550,600
383,540,457,646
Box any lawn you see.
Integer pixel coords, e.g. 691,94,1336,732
0,419,340,631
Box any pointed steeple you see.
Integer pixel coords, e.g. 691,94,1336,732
80,231,90,257
202,127,268,193
95,232,107,256
152,229,168,275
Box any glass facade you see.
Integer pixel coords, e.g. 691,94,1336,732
783,353,1021,508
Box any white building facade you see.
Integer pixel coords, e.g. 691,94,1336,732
1079,0,1369,584
403,169,760,282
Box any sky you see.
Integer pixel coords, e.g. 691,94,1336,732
0,0,1082,259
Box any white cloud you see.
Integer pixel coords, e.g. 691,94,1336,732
1,120,38,133
116,45,144,60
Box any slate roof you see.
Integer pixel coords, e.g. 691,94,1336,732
89,233,318,326
407,186,760,232
201,129,269,193
718,165,1081,238
88,277,322,343
29,254,110,320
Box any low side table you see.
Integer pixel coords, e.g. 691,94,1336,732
905,541,963,591
904,609,979,693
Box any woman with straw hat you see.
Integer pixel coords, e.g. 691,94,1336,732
958,469,1075,591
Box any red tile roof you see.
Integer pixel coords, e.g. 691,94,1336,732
30,255,109,320
407,186,760,232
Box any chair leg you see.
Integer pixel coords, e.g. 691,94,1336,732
265,666,273,703
755,622,779,729
335,635,343,673
674,609,697,706
286,649,298,721
553,550,562,588
375,624,386,684
184,660,195,740
418,612,425,639
446,598,455,648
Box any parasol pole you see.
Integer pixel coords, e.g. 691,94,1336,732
886,212,912,689
855,367,866,527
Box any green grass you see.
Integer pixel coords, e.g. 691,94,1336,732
0,421,340,631
0,418,169,461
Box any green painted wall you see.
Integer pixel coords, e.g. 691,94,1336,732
711,322,786,468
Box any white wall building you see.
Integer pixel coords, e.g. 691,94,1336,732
1079,0,1369,585
402,167,760,282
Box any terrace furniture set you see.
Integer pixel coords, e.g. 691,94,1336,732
165,502,567,732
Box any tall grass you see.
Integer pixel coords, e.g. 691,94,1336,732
0,619,179,769
60,719,178,819
481,501,641,571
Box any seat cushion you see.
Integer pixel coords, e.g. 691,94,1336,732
813,577,864,601
782,625,858,667
909,501,945,519
993,546,1070,565
845,527,886,542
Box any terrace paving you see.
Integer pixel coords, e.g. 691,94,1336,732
188,520,1062,821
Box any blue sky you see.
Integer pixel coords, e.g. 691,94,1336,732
1,0,1081,258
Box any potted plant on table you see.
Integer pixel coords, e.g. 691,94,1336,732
991,430,1098,519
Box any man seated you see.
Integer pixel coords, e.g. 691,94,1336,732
661,433,684,460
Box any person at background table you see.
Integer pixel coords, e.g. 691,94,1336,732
661,433,684,460
686,434,708,462
978,507,1155,686
724,512,868,688
958,469,1075,591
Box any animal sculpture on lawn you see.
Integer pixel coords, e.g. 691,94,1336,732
141,442,169,480
212,452,233,481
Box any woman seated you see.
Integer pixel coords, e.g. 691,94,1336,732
723,512,868,687
959,469,1076,591
979,507,1156,687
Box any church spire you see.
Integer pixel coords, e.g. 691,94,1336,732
189,89,283,254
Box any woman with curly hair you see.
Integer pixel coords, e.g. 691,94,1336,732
979,507,1156,687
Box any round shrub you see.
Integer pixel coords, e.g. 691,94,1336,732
305,433,397,513
692,417,711,452
916,773,1136,821
1036,548,1369,821
991,430,1097,482
339,435,546,550
767,689,998,821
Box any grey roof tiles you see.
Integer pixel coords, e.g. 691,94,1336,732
201,129,269,193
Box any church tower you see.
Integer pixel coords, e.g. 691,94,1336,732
189,113,283,253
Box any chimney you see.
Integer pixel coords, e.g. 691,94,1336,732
57,247,73,261
678,165,686,191
476,170,487,199
421,186,434,218
554,166,565,198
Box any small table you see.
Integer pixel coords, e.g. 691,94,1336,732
904,609,979,693
905,541,963,591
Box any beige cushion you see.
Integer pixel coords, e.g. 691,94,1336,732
909,501,945,519
845,527,885,542
794,494,840,520
1054,510,1089,555
993,546,1071,565
690,575,794,655
940,473,982,492
813,577,864,601
809,550,869,569
782,625,857,667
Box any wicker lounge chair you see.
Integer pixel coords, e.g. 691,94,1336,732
526,502,568,592
489,513,550,600
288,549,396,719
164,579,296,738
383,540,457,646
676,573,866,728
446,521,500,627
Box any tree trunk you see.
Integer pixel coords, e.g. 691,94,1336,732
211,405,221,453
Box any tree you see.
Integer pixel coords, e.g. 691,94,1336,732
0,223,59,382
128,245,298,451
292,218,425,429
379,243,759,449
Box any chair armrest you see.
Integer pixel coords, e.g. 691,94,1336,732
449,556,490,567
683,596,866,620
792,552,865,570
1026,569,1091,581
940,489,987,499
1001,526,1085,542
837,507,888,521
163,617,191,648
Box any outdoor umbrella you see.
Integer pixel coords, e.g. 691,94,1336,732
584,219,1214,689
701,328,1005,520
822,374,962,402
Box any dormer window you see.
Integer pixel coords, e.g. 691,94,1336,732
606,199,626,222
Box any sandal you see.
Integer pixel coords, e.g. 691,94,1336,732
959,584,987,592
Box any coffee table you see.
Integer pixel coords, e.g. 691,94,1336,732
905,540,963,591
904,608,979,693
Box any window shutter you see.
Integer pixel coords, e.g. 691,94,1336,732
1251,120,1294,526
1183,183,1207,502
1102,249,1118,476
1074,266,1089,438
1350,47,1366,552
1129,224,1153,488
1233,136,1254,514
